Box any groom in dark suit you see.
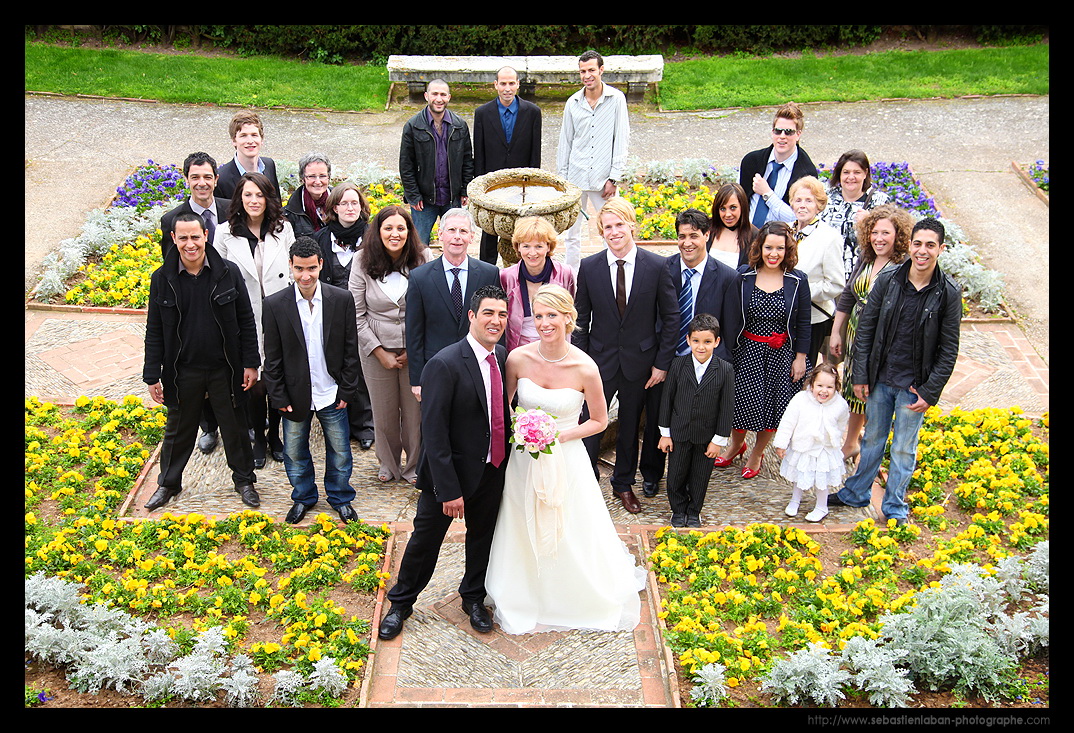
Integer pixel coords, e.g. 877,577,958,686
379,285,512,640
405,208,501,402
472,66,542,263
572,198,679,514
261,237,363,524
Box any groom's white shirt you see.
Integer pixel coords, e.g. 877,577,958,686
467,332,495,463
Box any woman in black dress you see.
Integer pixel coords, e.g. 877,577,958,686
714,221,812,479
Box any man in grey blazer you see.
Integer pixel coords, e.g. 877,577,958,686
405,208,502,401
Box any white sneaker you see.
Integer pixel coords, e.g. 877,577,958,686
805,507,829,522
784,501,800,517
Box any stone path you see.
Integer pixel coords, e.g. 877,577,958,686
24,92,1048,707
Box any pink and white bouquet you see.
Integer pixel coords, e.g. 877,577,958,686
510,407,559,459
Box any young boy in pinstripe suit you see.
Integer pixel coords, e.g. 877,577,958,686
657,313,735,528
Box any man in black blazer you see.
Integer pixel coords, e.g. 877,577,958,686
158,151,233,455
472,66,542,263
739,101,818,228
405,208,502,401
379,285,511,640
572,198,679,514
215,110,281,202
640,209,740,497
261,237,363,525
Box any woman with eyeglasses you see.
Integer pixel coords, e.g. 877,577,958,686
284,152,334,237
819,150,891,284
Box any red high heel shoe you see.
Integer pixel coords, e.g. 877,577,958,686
713,442,747,468
742,457,764,479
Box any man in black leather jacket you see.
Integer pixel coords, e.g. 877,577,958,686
398,79,475,246
830,218,962,525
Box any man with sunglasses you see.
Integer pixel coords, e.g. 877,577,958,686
739,102,818,227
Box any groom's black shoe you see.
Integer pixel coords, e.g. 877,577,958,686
462,599,494,633
378,604,412,640
642,480,659,498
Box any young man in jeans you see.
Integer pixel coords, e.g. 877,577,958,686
829,218,961,525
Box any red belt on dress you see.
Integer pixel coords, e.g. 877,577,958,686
743,330,788,349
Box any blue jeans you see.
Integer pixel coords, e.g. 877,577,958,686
282,403,355,508
834,382,925,521
410,202,453,246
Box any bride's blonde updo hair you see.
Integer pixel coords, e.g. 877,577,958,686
532,283,577,335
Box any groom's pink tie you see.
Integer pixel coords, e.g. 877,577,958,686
486,353,505,468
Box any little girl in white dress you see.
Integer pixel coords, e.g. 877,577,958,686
773,363,850,522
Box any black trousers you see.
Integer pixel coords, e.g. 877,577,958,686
386,461,505,607
478,230,500,265
639,380,666,485
666,439,715,517
582,367,649,494
347,360,375,442
157,366,255,490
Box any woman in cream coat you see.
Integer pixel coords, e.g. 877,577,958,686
789,176,845,368
348,205,434,483
213,171,295,467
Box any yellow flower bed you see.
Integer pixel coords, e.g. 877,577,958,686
25,395,391,687
650,406,1048,688
621,180,716,241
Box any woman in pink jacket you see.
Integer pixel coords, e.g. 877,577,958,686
499,216,576,352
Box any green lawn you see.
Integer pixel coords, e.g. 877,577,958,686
25,41,1049,112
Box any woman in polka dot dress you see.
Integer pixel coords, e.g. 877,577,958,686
714,221,812,479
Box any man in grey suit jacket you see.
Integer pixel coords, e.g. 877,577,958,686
405,208,501,401
472,66,542,264
572,198,678,514
261,237,363,525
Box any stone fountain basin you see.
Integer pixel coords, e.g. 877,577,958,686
467,168,581,265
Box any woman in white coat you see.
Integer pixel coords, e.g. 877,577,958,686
214,171,295,468
789,176,845,368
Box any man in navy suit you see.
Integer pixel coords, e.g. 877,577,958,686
640,209,740,497
379,285,511,640
215,110,280,202
572,198,678,513
472,66,542,263
405,208,501,402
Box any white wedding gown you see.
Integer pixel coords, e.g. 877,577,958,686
485,378,647,634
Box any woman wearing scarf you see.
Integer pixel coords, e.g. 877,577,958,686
314,182,370,288
285,152,333,237
499,216,576,352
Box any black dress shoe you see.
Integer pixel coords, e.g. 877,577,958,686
358,438,373,451
235,483,261,508
686,515,702,528
642,480,659,498
826,492,849,507
462,600,493,633
670,513,686,528
335,503,358,523
285,501,315,524
197,430,219,454
144,485,180,510
252,439,267,469
378,604,413,640
271,450,286,463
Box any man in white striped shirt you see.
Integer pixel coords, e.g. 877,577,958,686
557,49,630,271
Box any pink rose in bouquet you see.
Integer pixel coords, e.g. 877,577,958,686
510,407,559,459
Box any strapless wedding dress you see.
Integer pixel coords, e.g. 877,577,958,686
485,378,647,634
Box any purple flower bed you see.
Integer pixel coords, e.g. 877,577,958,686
1029,160,1049,193
818,161,940,218
113,159,189,214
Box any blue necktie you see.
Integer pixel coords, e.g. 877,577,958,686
752,161,784,227
677,268,696,356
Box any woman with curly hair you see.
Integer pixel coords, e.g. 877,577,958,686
828,204,913,459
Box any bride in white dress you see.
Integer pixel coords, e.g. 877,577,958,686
485,284,647,634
